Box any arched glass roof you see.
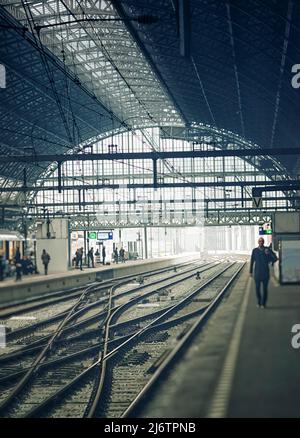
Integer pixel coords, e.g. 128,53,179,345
0,0,299,228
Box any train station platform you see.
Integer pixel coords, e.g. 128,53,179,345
137,264,300,418
225,277,300,418
0,254,195,307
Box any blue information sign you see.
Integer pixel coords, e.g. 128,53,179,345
97,231,113,240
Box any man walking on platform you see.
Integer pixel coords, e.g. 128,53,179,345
41,249,51,275
250,237,277,308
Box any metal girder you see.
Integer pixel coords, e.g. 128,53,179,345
2,206,289,218
254,184,300,195
0,5,128,190
0,195,296,210
1,124,294,228
0,147,300,163
2,0,300,230
113,0,300,175
110,0,188,126
38,171,268,182
2,205,295,230
2,0,183,128
12,210,279,229
159,125,290,182
1,180,299,193
1,55,104,137
204,211,274,226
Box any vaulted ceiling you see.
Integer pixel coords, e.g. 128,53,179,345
0,0,300,190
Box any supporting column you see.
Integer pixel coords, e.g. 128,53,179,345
231,227,235,252
68,220,71,269
164,227,167,256
237,226,242,251
153,159,158,189
57,161,62,193
246,226,252,252
36,219,69,273
144,226,148,259
83,230,87,266
225,227,231,252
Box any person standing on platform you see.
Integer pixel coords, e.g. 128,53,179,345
21,255,29,275
14,248,22,281
119,247,125,263
113,247,118,264
41,249,51,275
78,247,83,271
95,248,100,264
250,237,277,308
102,245,106,265
0,255,4,281
74,249,79,268
88,247,94,268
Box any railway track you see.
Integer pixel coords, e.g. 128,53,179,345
0,259,244,418
0,259,201,350
0,258,216,417
0,259,212,379
0,259,197,320
86,261,245,418
121,261,246,418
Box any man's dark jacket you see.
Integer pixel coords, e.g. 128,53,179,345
250,247,277,280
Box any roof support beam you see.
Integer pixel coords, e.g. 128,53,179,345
1,180,299,193
1,196,296,209
253,184,300,195
1,147,300,163
110,0,188,126
178,0,191,57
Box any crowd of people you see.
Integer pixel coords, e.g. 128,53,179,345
0,248,51,282
0,249,34,281
0,256,18,280
73,247,84,270
1,245,133,279
112,247,126,264
72,245,127,270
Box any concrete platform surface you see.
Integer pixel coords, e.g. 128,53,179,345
227,277,300,417
138,265,300,418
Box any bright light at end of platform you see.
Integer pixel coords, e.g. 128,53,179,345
9,316,37,320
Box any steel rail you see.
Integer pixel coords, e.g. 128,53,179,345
122,263,246,417
0,260,205,414
84,262,239,417
23,262,241,418
1,260,209,354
